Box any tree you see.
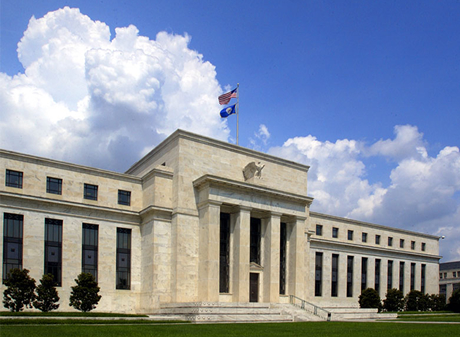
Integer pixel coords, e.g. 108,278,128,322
33,274,60,312
405,290,426,311
3,268,36,312
69,273,101,312
448,289,460,313
383,288,404,312
429,294,446,312
359,288,382,311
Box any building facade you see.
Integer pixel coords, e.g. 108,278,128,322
439,261,460,302
1,130,441,313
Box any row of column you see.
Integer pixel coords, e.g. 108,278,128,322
198,202,306,303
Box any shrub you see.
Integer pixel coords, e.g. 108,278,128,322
33,274,60,312
448,289,460,313
429,294,446,311
383,288,404,312
2,268,36,312
405,290,427,311
359,288,382,311
69,273,101,312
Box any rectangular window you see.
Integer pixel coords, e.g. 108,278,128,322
399,262,405,292
410,263,416,291
347,256,354,297
3,213,23,282
387,260,393,290
84,183,98,201
362,232,367,243
279,222,287,295
332,227,339,238
388,237,393,247
421,242,426,252
316,224,322,236
400,239,405,248
250,218,261,265
331,254,339,297
118,190,131,206
375,259,381,293
439,273,442,279
82,223,98,282
116,228,131,289
5,170,23,188
220,213,230,293
454,272,457,278
444,272,447,278
45,218,63,286
315,252,323,296
411,241,415,250
421,264,426,294
46,177,62,195
361,257,368,291
375,235,381,245
347,230,353,241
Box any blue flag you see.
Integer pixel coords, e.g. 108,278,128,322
220,104,236,118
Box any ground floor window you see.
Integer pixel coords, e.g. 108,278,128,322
45,218,62,286
331,254,339,297
219,213,230,293
82,223,98,282
116,228,131,289
399,262,405,291
347,256,353,297
361,257,368,291
3,213,23,282
387,260,393,290
279,222,287,295
315,252,323,296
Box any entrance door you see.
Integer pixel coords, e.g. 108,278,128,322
250,273,259,302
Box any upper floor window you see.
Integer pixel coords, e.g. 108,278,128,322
46,177,62,195
421,242,426,252
388,237,393,247
362,232,367,243
454,272,457,278
332,227,339,238
316,224,323,236
118,190,131,206
411,241,416,250
400,239,405,248
347,230,353,241
375,235,381,245
5,170,23,189
84,184,98,201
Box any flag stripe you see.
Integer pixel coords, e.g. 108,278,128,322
218,88,237,105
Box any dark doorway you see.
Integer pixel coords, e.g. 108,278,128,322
250,273,259,302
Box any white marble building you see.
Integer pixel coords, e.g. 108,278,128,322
0,129,441,313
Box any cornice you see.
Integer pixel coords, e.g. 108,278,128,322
193,174,314,206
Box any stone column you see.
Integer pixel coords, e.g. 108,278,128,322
287,216,306,299
198,201,221,302
262,212,281,303
232,206,251,302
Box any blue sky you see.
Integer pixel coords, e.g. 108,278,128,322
1,0,460,261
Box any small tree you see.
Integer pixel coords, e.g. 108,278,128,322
359,288,382,311
429,294,446,312
33,274,60,312
405,290,425,311
448,289,460,313
3,268,36,312
69,273,101,312
383,288,404,312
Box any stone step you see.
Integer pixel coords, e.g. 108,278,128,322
159,307,285,315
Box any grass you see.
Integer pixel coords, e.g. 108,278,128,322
0,322,459,337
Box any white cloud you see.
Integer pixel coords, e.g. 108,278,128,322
1,7,229,171
270,127,460,262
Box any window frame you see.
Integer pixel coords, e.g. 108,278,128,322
375,235,381,245
332,227,339,238
44,218,63,287
46,177,62,195
118,190,131,206
315,224,323,236
116,227,131,290
84,183,98,201
82,223,99,282
5,169,23,189
347,230,353,241
388,237,393,247
362,232,368,243
3,213,23,282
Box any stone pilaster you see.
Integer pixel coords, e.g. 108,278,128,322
198,201,222,302
287,216,306,299
262,212,281,302
232,206,251,302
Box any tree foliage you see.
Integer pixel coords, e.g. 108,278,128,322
448,289,460,313
33,274,60,312
359,288,382,311
383,288,404,312
429,294,446,312
69,273,101,312
405,290,429,311
2,268,36,312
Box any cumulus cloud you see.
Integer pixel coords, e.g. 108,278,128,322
270,126,460,261
0,7,229,171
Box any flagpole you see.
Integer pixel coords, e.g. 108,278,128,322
236,83,239,146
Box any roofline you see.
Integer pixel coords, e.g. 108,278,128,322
125,129,310,174
0,149,141,184
310,211,441,240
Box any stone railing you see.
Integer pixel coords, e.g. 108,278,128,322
289,295,331,321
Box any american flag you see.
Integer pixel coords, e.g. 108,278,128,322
218,88,237,105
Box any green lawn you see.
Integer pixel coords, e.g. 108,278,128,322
1,322,459,337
